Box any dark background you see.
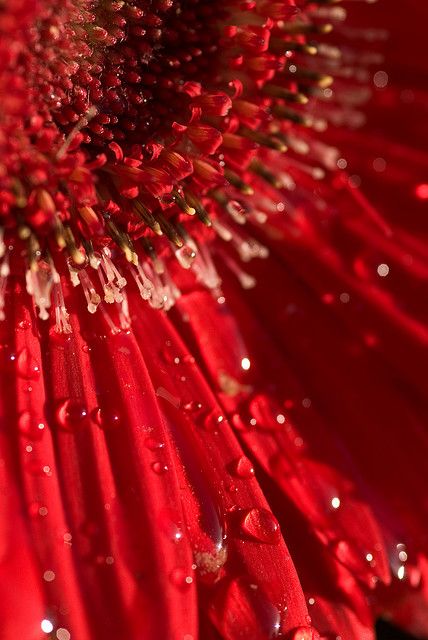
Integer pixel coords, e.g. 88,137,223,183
377,620,419,640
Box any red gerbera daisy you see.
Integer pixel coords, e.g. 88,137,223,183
0,1,427,639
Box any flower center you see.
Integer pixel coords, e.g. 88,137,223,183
0,0,376,330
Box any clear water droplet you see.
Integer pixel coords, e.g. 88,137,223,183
240,508,281,544
152,461,169,474
56,399,88,430
158,508,184,542
16,348,40,380
94,407,121,430
183,400,204,415
18,411,45,440
203,411,225,432
144,437,165,450
231,456,254,478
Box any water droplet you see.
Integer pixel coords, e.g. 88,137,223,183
240,508,281,544
203,411,225,432
82,344,92,354
231,456,254,479
169,567,193,589
158,508,184,542
18,411,45,440
290,626,320,640
93,407,121,430
183,400,204,416
152,461,169,474
16,348,40,380
56,399,88,431
144,437,165,450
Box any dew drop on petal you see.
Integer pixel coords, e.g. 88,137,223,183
16,347,40,380
152,461,169,474
183,400,204,416
18,411,45,440
240,508,281,544
158,508,184,542
94,406,121,430
203,411,225,431
56,399,88,430
144,437,165,450
231,456,255,479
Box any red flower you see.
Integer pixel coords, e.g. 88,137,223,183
0,1,427,639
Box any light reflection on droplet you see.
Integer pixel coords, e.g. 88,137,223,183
241,357,251,371
374,70,388,88
331,497,341,509
41,619,54,633
366,553,374,562
276,414,285,425
377,263,389,277
43,570,55,582
397,565,405,580
56,629,71,640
